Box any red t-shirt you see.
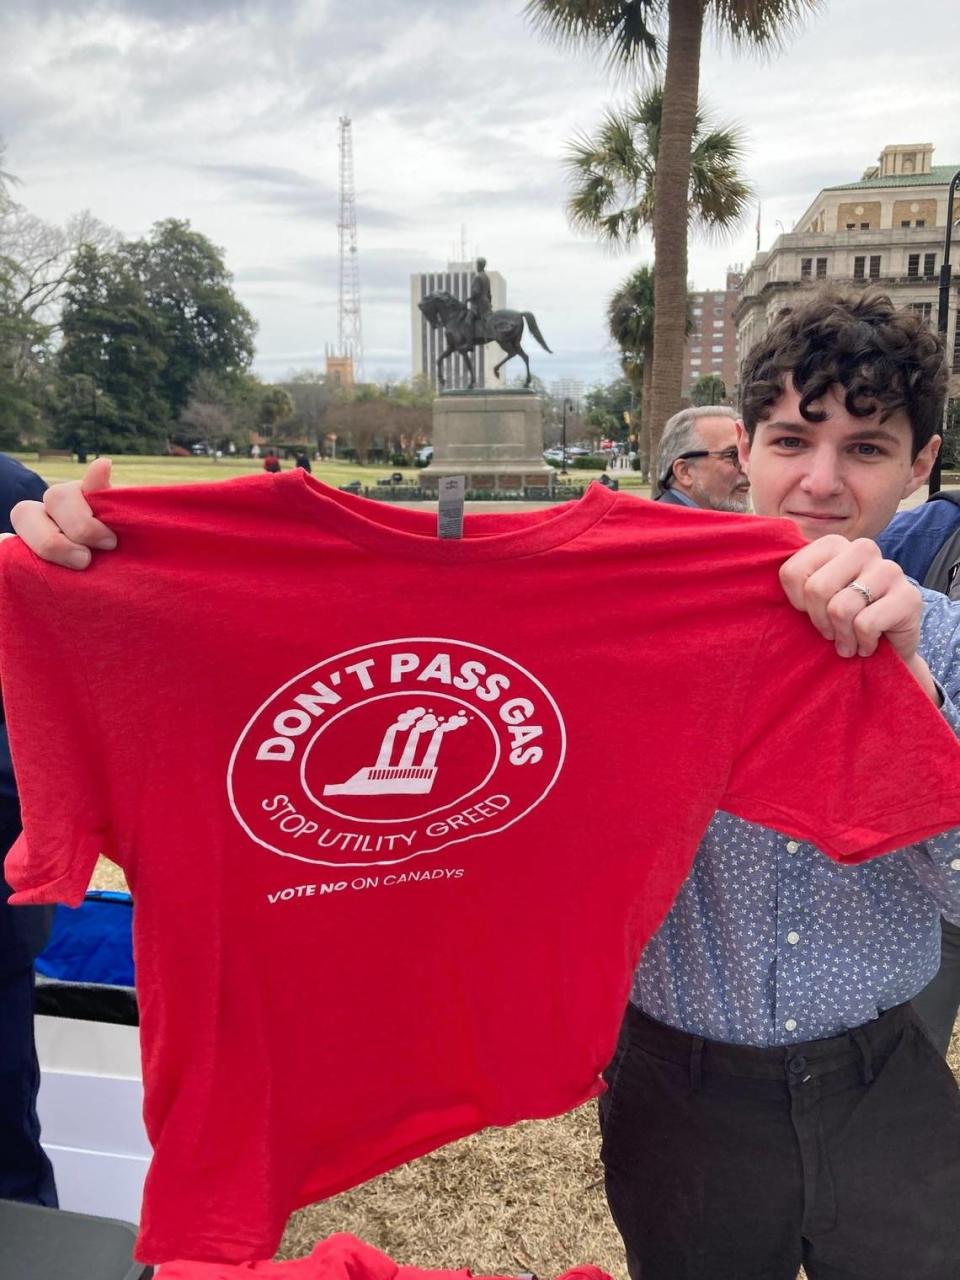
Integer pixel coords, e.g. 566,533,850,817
156,1232,610,1280
3,475,960,1264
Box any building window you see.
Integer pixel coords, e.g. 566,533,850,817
869,255,881,279
712,345,724,353
861,222,870,230
909,303,933,323
908,254,920,278
924,253,936,277
846,223,856,230
800,258,812,280
854,257,866,281
917,219,926,228
901,220,912,228
816,258,828,279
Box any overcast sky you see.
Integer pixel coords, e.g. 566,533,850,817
3,0,959,388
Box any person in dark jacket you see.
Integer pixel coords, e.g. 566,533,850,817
294,451,312,474
0,453,58,1206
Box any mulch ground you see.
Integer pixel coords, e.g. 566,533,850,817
89,857,960,1280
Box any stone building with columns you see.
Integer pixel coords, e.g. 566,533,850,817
735,144,960,405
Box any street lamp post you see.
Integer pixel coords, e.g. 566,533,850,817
929,167,960,495
561,398,573,476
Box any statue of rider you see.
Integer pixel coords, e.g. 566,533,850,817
468,256,493,345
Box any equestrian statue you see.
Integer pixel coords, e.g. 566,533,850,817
418,256,552,390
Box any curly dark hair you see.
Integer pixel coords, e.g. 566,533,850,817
739,289,947,457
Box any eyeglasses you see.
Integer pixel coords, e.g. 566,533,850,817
661,446,742,489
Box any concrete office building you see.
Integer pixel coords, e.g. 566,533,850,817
549,378,585,410
411,260,507,391
735,144,960,402
683,269,743,398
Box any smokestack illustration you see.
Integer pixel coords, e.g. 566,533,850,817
324,707,469,796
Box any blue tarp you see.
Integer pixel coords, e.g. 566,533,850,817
36,890,135,988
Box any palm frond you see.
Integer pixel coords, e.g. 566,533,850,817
707,0,823,54
688,116,753,239
524,0,665,72
564,102,653,246
608,265,657,352
565,81,750,248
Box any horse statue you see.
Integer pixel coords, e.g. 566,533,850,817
418,290,552,390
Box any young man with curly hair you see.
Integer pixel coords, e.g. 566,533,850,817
8,290,960,1280
598,290,960,1280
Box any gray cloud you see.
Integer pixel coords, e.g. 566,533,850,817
190,161,323,190
4,0,959,394
180,160,409,228
6,0,298,18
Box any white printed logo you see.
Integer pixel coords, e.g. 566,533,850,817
323,706,469,797
227,638,566,867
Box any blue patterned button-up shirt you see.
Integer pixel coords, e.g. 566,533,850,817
632,586,960,1046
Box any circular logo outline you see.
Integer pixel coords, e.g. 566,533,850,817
299,690,502,823
226,636,567,868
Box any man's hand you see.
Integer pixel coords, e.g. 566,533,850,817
6,458,115,570
779,535,938,703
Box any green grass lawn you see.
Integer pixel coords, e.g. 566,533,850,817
13,452,653,497
13,454,399,489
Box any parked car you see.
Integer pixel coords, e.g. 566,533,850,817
415,446,434,466
543,446,590,463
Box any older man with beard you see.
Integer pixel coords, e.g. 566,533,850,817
655,405,751,512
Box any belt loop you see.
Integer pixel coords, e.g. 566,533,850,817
851,1028,874,1084
689,1036,704,1090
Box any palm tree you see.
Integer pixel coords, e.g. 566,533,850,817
608,266,655,478
566,84,751,249
526,0,821,465
608,264,694,480
691,372,727,405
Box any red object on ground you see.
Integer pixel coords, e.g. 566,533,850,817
156,1232,613,1280
3,475,960,1264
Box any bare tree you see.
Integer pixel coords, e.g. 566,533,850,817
0,207,119,343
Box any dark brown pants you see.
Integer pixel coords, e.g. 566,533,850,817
599,1003,960,1280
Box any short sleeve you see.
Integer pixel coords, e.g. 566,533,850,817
720,601,960,863
0,544,114,905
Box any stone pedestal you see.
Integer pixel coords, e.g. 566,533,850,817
420,390,554,493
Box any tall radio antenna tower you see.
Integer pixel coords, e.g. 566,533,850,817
336,115,364,381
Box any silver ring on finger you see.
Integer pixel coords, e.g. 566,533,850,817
848,579,874,606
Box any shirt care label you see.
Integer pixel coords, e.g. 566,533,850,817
437,475,465,539
227,638,566,867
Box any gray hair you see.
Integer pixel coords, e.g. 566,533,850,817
657,405,739,494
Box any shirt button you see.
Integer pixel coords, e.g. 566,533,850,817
784,1018,798,1032
786,930,800,946
785,841,800,854
951,859,960,871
